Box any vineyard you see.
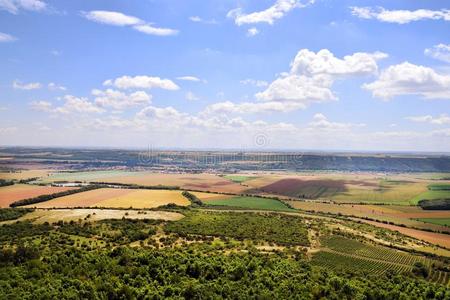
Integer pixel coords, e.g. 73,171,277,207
312,235,450,287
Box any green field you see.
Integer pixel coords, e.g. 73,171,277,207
428,183,450,191
223,175,257,183
165,211,309,246
37,170,141,183
416,218,450,227
204,196,294,211
410,190,450,205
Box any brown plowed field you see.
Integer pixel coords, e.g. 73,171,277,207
0,184,76,207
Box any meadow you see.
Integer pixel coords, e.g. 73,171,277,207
417,218,450,227
24,188,190,209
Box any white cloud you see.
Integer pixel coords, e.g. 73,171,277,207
30,100,52,112
425,44,450,63
104,75,179,90
92,89,151,109
240,79,268,87
133,24,178,36
207,49,386,115
406,114,450,125
227,0,314,26
0,32,17,42
255,74,336,104
176,76,201,82
0,0,46,14
202,100,305,114
82,10,178,36
363,62,450,100
82,10,141,26
185,91,199,101
189,16,218,24
31,96,104,115
290,49,387,77
50,50,60,56
247,27,259,36
13,80,41,90
307,113,365,131
48,82,66,91
350,7,450,24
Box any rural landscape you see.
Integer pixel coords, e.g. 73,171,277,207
0,147,449,298
2,0,450,298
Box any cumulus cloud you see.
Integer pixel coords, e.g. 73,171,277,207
289,49,387,77
425,44,450,63
0,0,46,14
363,62,450,100
13,80,41,90
30,96,104,115
307,113,365,131
350,7,450,24
82,10,178,36
257,49,386,105
227,0,314,25
406,114,450,125
104,75,179,90
0,32,17,42
92,89,151,110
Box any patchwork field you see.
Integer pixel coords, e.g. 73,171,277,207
40,171,247,193
1,208,184,224
203,195,294,211
240,172,438,205
0,184,76,208
0,169,51,181
25,188,190,209
287,201,450,232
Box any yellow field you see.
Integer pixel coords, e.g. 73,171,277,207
26,188,190,209
1,208,184,224
0,169,51,180
191,191,230,201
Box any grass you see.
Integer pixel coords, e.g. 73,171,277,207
428,183,450,191
223,175,257,183
204,196,294,211
410,190,450,205
416,218,450,227
165,211,309,246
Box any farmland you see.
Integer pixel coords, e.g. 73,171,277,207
417,218,450,227
202,195,294,211
39,171,246,193
24,188,190,209
0,184,76,208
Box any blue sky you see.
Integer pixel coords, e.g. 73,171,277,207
0,0,449,151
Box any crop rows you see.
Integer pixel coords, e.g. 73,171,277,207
311,251,411,276
322,235,429,267
429,270,450,286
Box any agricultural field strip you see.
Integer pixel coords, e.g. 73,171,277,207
321,248,421,270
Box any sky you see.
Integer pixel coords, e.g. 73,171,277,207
0,0,449,152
